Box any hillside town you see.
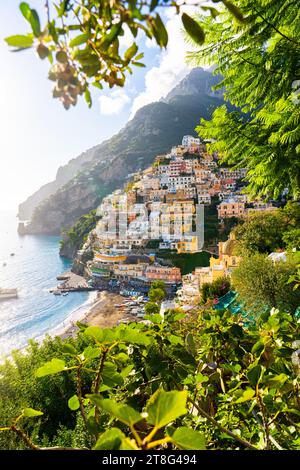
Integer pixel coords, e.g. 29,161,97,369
70,135,279,314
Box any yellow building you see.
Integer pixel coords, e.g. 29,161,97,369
177,236,199,253
218,232,241,270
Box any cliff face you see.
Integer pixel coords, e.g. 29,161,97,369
21,68,227,235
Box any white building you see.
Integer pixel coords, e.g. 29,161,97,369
182,135,201,148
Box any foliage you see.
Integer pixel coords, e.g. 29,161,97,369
144,302,160,315
201,276,231,303
1,307,300,450
148,288,166,303
189,0,300,199
6,1,244,109
231,252,300,317
158,250,212,275
233,203,300,254
60,209,99,257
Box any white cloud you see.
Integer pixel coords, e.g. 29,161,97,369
99,89,131,115
130,9,196,117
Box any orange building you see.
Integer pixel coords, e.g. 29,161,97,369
217,200,245,219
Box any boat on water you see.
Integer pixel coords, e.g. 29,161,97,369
0,288,18,300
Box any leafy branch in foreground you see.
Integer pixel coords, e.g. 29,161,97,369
0,307,299,450
5,1,244,109
187,0,300,199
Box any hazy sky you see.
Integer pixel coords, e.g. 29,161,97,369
0,1,193,213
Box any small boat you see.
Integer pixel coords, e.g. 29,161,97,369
62,292,69,296
0,288,18,300
53,290,62,296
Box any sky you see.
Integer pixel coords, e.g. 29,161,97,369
0,1,194,213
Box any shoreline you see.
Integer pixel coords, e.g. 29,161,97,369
59,290,133,340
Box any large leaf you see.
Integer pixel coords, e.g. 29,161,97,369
120,438,139,450
5,35,34,49
152,14,168,47
23,408,43,418
93,428,125,450
102,362,124,388
146,389,187,429
247,364,263,387
119,328,151,346
235,388,255,403
171,427,206,450
181,13,205,46
84,326,103,342
62,343,77,356
20,3,41,37
35,358,66,378
222,1,244,23
91,397,142,426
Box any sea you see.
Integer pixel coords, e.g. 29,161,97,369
0,211,96,358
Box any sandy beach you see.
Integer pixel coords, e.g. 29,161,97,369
60,290,134,339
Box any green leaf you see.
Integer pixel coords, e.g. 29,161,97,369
84,88,92,108
266,373,288,389
5,35,34,49
29,9,41,37
83,346,101,360
251,340,265,356
146,389,188,429
120,438,139,450
152,14,168,48
101,23,122,50
247,364,263,387
84,326,103,342
93,428,125,450
62,343,77,356
102,362,124,388
68,395,80,411
20,4,41,37
35,358,66,378
92,398,143,426
70,33,91,47
23,408,43,418
124,43,138,62
150,0,159,12
171,427,206,450
235,388,255,403
222,1,244,23
185,333,196,355
119,328,151,346
181,13,205,46
132,61,146,68
19,2,31,20
135,52,144,61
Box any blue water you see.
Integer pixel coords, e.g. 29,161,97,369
0,211,91,357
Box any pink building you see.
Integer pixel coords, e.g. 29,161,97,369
145,266,181,283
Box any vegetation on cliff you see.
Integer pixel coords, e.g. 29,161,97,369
60,210,100,259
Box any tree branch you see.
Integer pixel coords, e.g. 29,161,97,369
76,365,88,428
188,397,258,450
